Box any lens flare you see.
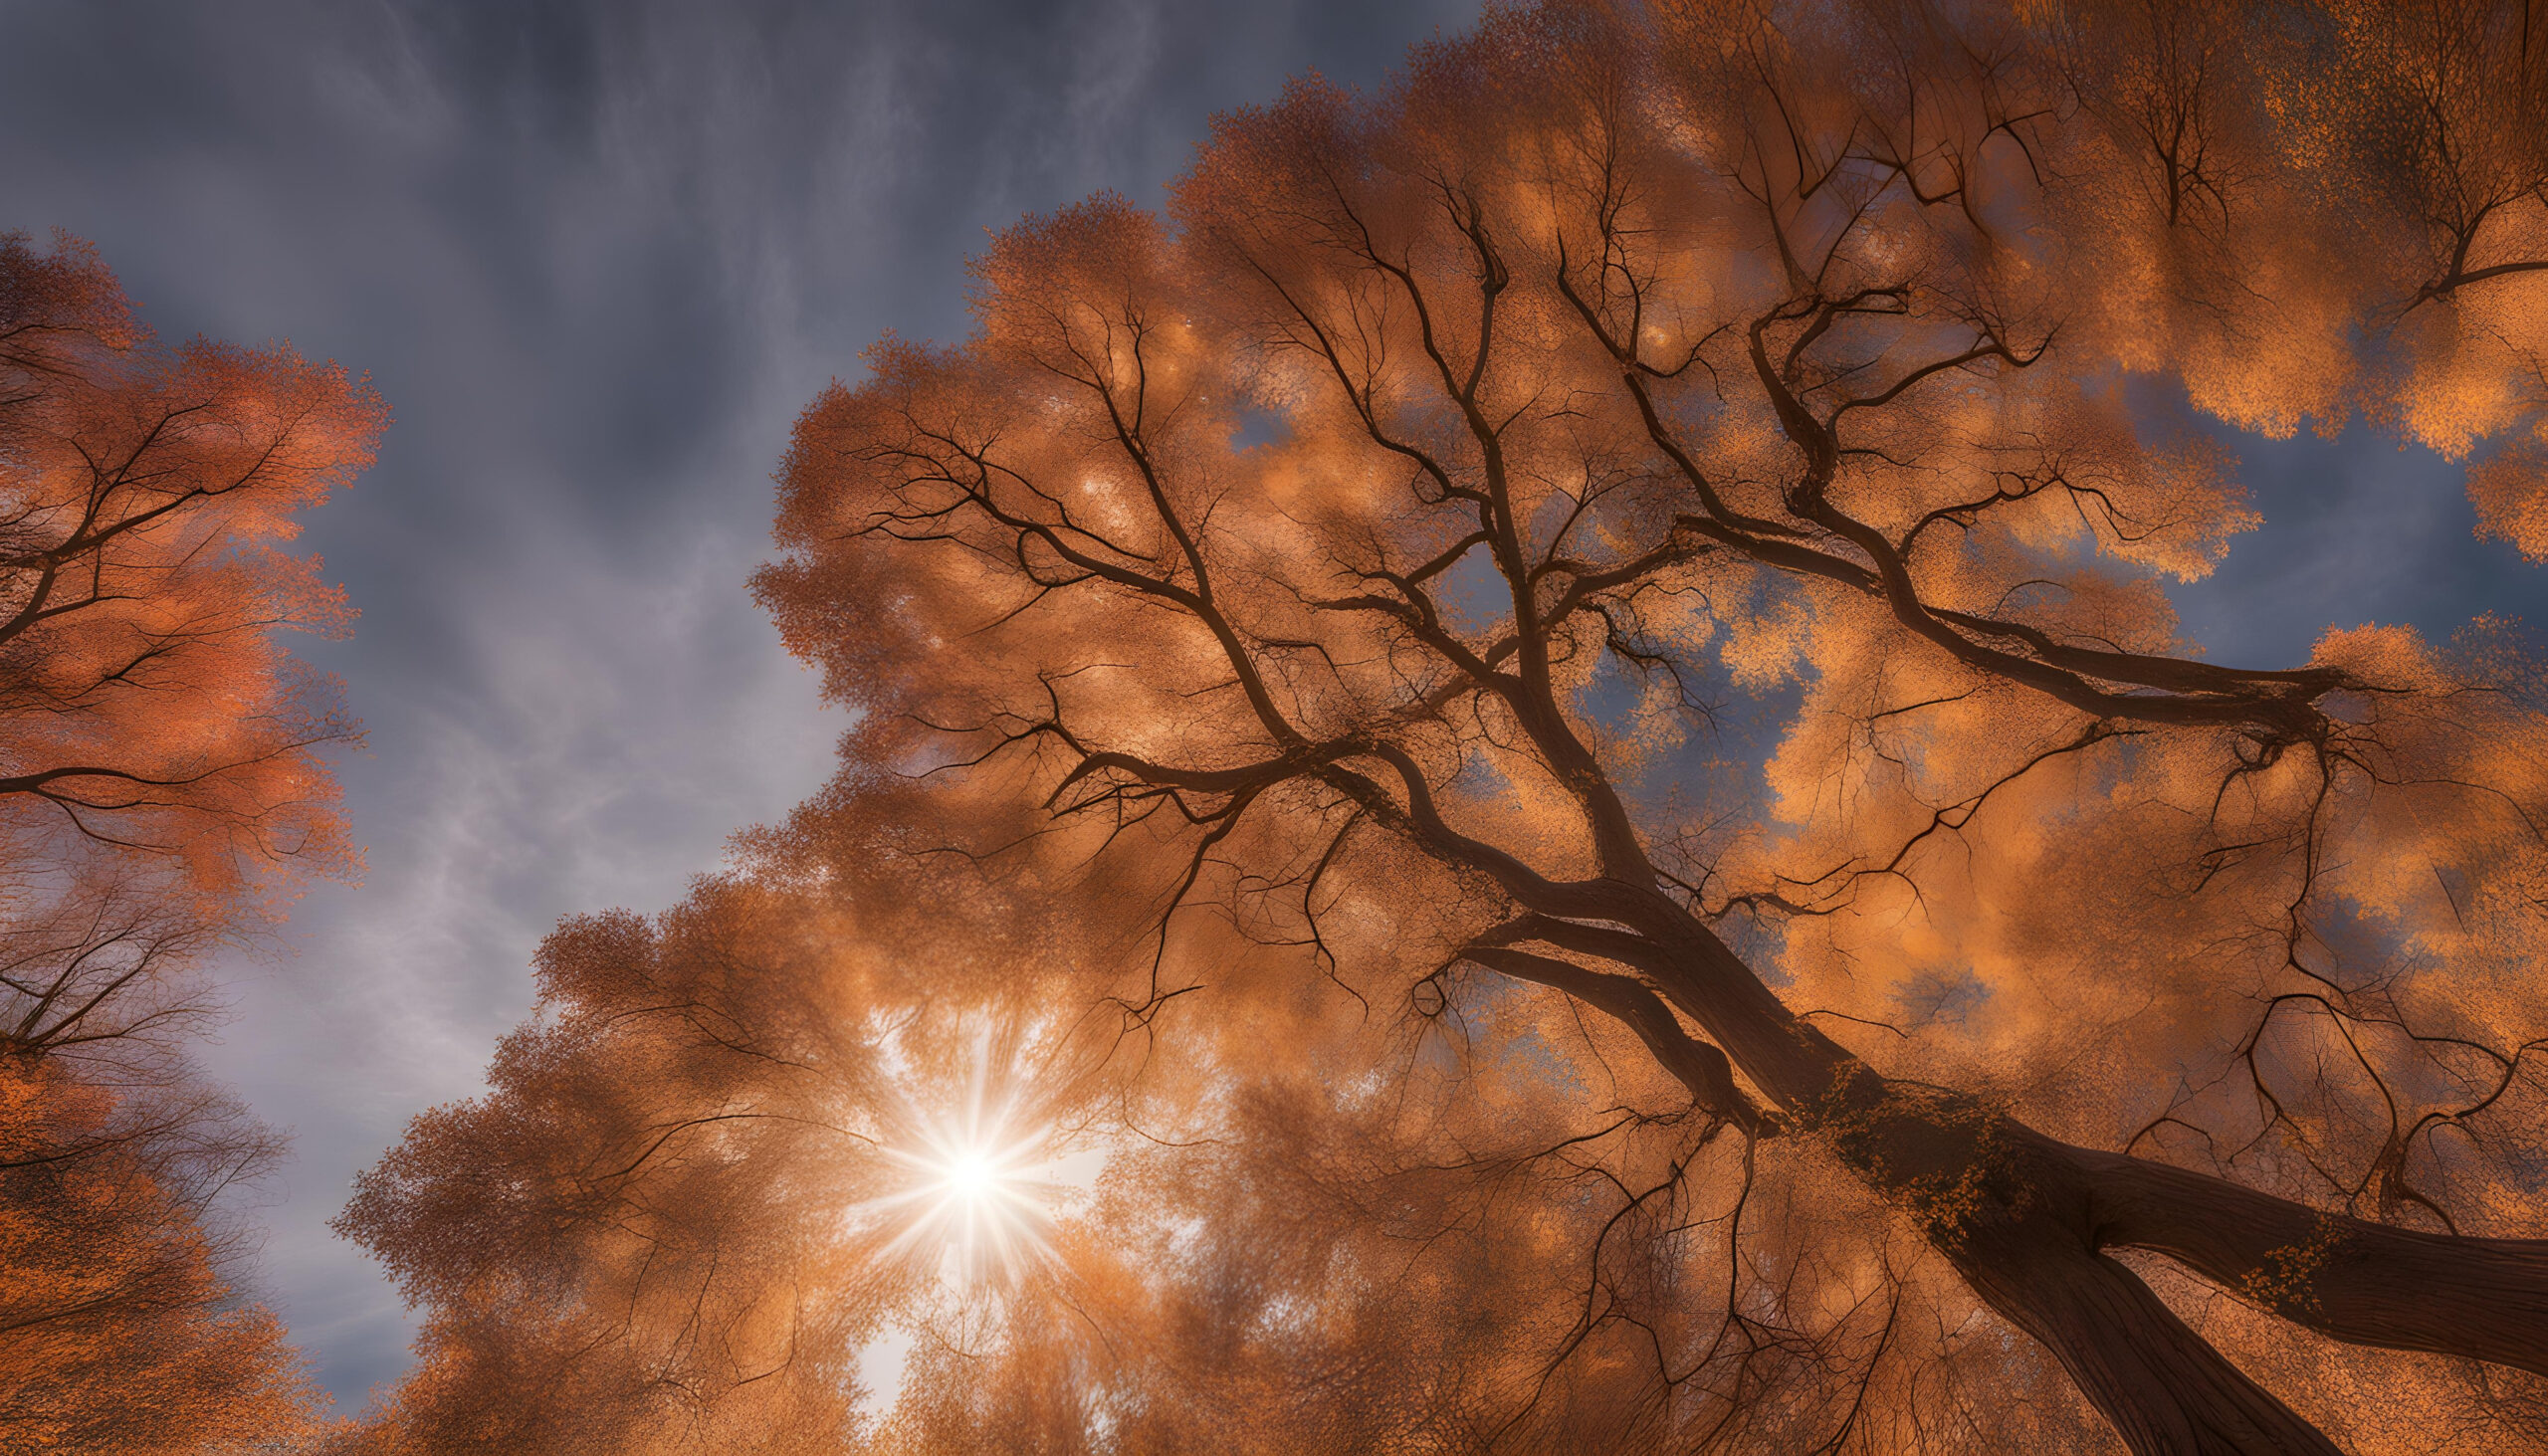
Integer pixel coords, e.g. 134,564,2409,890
861,1042,1065,1286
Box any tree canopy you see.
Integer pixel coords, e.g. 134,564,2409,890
340,3,2548,1453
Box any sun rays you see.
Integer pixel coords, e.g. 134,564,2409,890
860,1035,1070,1287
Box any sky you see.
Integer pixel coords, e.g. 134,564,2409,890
0,0,2539,1415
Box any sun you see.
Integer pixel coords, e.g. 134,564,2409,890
880,1127,1056,1284
861,1054,1066,1287
941,1151,997,1200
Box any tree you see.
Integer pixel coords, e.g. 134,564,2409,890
341,4,2548,1452
0,232,381,1452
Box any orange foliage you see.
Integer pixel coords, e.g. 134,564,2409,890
0,1058,326,1454
0,232,372,905
0,233,379,1453
341,5,2548,1454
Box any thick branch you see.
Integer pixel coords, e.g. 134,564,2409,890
2080,1144,2548,1377
1460,943,1772,1136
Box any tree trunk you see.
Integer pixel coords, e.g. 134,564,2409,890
1591,918,2548,1454
1945,1217,2342,1456
1502,902,2548,1449
1810,1079,2345,1454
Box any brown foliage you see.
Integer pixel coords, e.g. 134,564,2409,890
343,4,2548,1453
0,233,380,1452
0,1057,321,1455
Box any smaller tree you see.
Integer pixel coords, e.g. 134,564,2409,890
0,231,383,1452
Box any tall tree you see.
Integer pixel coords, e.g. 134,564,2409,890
0,232,382,1452
342,4,2548,1452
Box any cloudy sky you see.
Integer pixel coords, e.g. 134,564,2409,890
0,0,2537,1412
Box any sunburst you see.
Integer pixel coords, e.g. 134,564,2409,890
862,1042,1065,1286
